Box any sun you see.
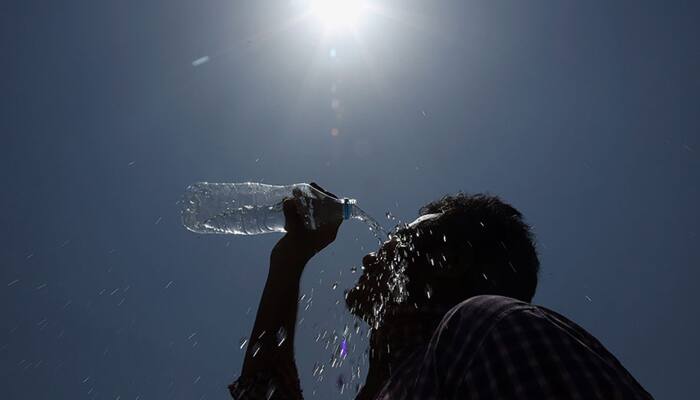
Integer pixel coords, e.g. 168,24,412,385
310,0,367,31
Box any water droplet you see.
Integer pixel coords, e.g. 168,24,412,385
276,327,287,346
251,342,261,357
192,56,210,67
508,261,517,273
425,285,432,299
266,386,276,399
332,282,338,290
340,338,348,357
350,266,357,273
337,374,346,393
239,337,248,349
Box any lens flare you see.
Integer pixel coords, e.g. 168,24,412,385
310,0,367,31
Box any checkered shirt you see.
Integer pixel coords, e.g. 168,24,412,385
230,295,653,399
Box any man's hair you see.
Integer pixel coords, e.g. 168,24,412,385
411,193,539,302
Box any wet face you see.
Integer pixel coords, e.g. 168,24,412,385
344,239,400,326
345,214,443,325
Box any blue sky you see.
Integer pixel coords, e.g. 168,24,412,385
2,1,699,398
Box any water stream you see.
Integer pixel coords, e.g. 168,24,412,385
350,204,388,243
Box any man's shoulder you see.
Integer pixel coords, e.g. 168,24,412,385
441,295,534,324
426,295,536,356
436,295,575,340
422,296,653,399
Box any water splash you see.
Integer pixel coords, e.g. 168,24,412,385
351,204,388,242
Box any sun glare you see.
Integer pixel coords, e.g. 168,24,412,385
310,0,367,31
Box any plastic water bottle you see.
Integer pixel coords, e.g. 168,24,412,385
181,182,364,235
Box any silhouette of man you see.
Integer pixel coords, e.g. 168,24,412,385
230,185,653,399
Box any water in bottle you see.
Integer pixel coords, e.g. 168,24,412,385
181,182,387,239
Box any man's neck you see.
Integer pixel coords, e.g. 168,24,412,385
355,303,451,400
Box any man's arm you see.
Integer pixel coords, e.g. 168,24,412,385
238,236,312,394
231,186,342,399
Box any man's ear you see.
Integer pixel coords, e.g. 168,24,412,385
431,246,474,279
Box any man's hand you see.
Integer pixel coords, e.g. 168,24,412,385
277,182,343,262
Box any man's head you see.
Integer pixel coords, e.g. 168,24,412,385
345,193,539,325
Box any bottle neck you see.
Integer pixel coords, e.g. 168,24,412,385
341,198,357,220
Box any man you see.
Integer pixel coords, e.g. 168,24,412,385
230,185,653,399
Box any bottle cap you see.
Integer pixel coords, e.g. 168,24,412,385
342,198,353,220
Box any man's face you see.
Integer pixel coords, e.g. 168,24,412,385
345,214,442,325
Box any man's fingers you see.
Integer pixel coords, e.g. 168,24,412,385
282,198,304,232
309,182,339,199
285,184,344,234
